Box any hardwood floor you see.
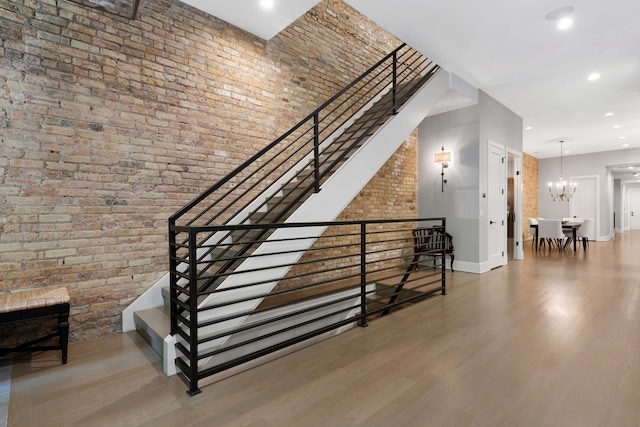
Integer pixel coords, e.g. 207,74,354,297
0,358,9,427
8,232,640,426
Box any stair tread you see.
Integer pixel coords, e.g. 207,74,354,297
134,306,170,338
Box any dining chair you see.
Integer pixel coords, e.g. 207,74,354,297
528,218,538,249
537,219,566,251
577,218,594,250
561,218,581,247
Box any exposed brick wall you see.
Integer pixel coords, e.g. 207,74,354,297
338,130,418,222
0,0,416,341
522,152,539,240
279,130,418,291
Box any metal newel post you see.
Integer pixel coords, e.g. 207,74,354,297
168,221,178,336
359,222,368,327
187,229,201,396
313,112,321,193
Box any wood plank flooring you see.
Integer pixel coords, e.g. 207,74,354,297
0,358,9,427
8,232,640,426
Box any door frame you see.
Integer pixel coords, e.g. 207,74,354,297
488,141,507,269
569,174,599,240
507,149,524,260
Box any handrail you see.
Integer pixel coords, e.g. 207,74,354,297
169,43,408,224
169,44,436,228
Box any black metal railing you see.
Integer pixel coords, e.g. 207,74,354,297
168,43,438,324
170,218,447,395
169,44,437,230
167,44,442,395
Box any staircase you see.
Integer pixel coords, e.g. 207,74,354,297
126,44,451,393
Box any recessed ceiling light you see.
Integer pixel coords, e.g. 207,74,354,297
627,166,634,169
605,112,614,117
557,17,574,30
613,125,621,129
623,144,630,147
260,0,274,8
545,6,574,19
525,126,533,130
619,136,626,140
587,73,600,81
565,150,571,154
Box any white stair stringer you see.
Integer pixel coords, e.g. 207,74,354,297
186,70,450,374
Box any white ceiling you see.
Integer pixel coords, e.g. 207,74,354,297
181,0,640,160
180,0,321,41
609,164,640,184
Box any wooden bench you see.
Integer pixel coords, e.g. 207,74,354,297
0,287,70,364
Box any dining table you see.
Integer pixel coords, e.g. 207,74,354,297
533,220,583,252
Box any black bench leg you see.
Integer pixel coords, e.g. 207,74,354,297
450,254,454,272
58,309,69,364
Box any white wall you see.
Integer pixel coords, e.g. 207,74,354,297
606,168,614,237
538,147,640,240
419,104,480,266
418,90,523,272
478,91,524,263
613,179,621,232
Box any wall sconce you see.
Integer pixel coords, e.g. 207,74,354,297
434,146,451,192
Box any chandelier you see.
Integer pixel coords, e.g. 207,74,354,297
548,140,576,201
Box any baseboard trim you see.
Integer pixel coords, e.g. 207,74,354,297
450,260,488,274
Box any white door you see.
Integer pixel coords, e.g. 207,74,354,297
630,188,640,230
488,142,506,269
569,176,598,240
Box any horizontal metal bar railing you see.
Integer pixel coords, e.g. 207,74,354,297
167,44,442,396
169,44,436,229
168,47,440,342
170,217,447,395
